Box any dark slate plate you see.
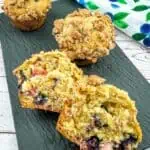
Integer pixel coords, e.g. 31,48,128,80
0,0,150,150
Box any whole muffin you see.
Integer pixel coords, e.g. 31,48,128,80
53,9,115,64
57,84,142,149
3,0,51,31
13,50,84,112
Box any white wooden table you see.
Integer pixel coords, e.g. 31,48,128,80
0,1,150,150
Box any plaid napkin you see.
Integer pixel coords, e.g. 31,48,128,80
76,0,150,47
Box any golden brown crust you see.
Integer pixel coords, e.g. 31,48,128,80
11,16,46,31
87,75,105,86
53,9,115,64
56,100,81,145
3,0,51,31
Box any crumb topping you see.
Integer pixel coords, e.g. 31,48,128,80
53,9,115,63
3,0,51,21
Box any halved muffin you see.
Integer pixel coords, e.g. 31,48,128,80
57,84,142,149
53,9,115,65
3,0,51,31
13,50,84,112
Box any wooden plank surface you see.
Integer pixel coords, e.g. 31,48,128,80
0,134,18,150
0,0,150,149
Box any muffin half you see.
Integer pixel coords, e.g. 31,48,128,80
3,0,51,31
57,84,142,149
13,50,84,112
53,9,115,65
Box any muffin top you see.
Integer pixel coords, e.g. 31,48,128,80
53,9,115,63
57,84,142,149
3,0,51,21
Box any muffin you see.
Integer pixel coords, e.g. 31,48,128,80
3,0,51,31
13,50,84,112
57,84,142,149
53,9,115,65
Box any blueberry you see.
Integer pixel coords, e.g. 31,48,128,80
18,70,27,89
20,70,26,80
52,78,59,90
86,125,93,132
101,104,109,112
113,142,120,149
93,115,102,128
18,83,22,90
124,135,137,144
119,135,137,149
86,136,100,150
102,124,109,128
34,93,48,105
86,115,108,134
93,114,108,128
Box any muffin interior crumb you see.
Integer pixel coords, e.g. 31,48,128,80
13,51,84,112
57,84,142,149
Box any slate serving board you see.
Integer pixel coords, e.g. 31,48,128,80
0,0,150,149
